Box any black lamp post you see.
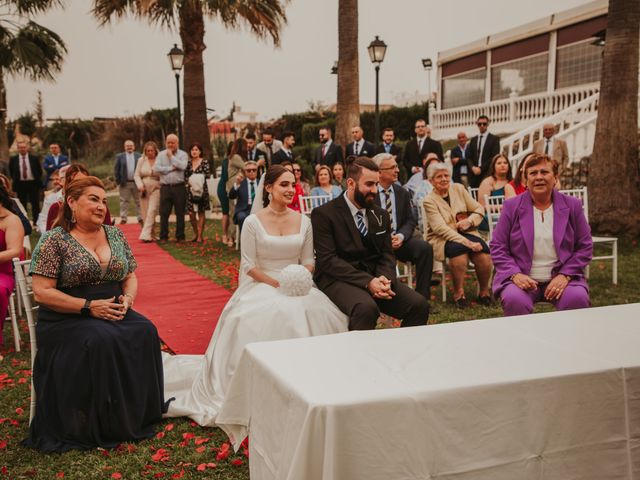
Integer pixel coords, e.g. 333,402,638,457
368,36,387,144
168,44,185,144
331,60,338,75
421,58,433,125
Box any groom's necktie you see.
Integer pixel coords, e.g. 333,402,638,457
355,211,368,237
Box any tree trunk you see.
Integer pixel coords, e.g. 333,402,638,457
588,0,640,235
0,69,9,173
179,2,212,160
335,0,359,152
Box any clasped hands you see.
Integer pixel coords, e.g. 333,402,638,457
511,273,570,300
89,295,132,322
368,275,395,300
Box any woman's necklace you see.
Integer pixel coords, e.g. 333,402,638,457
267,204,288,216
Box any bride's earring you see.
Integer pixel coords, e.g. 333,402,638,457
268,193,273,201
71,209,77,223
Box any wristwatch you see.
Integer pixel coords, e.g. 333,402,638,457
81,299,92,316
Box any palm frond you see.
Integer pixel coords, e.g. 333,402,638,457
12,0,64,15
92,0,178,29
7,20,66,80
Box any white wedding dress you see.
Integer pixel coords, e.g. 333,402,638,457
162,213,348,427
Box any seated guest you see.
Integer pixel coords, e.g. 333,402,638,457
423,162,493,308
332,161,347,190
0,174,32,236
477,153,512,231
46,164,113,230
373,153,434,303
410,153,442,221
0,183,25,346
311,157,429,330
504,153,535,199
281,162,303,212
491,154,592,316
37,168,64,233
293,161,311,195
228,160,260,231
405,152,440,194
24,176,166,452
310,165,343,200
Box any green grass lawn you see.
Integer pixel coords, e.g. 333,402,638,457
2,221,638,478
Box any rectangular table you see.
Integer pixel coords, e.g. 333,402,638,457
216,304,640,479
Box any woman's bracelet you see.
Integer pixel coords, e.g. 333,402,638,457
123,293,134,305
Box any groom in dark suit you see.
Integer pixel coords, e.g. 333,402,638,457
311,157,429,330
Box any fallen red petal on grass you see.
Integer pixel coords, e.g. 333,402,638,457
14,408,23,416
215,442,231,461
127,444,137,453
171,469,185,478
156,432,165,439
195,446,206,453
182,432,195,440
194,437,209,445
242,447,249,458
151,448,170,462
231,459,243,466
240,437,249,449
111,473,122,479
55,472,64,478
0,441,7,450
196,464,206,471
153,473,165,478
164,423,174,431
18,378,27,384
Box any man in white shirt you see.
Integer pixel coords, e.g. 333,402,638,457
256,129,283,166
154,134,189,241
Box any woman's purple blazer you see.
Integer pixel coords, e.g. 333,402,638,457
490,190,593,297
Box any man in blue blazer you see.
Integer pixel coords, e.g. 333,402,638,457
114,139,142,224
42,143,69,188
449,132,470,186
228,160,260,232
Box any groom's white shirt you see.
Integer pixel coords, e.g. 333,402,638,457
343,193,369,230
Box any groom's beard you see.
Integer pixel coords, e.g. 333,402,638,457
354,188,376,209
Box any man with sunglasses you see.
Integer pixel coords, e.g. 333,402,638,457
467,115,501,188
313,127,344,171
228,160,260,232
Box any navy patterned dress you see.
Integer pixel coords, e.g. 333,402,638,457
23,226,167,452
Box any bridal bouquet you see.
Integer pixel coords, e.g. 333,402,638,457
279,264,313,297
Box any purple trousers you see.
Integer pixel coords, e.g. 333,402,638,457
500,282,590,317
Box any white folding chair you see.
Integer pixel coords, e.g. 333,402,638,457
12,257,38,423
559,188,618,285
396,262,414,288
467,187,479,202
235,225,240,251
484,194,506,243
300,195,332,216
4,289,19,351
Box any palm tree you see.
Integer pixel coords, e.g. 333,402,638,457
92,0,288,159
334,0,359,151
588,0,640,234
0,0,67,168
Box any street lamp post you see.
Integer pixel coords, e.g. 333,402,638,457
421,58,433,125
331,60,338,75
368,36,387,144
168,44,185,144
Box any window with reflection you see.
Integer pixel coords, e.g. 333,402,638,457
556,40,602,89
491,53,548,101
442,68,486,109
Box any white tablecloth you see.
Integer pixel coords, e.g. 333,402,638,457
216,304,640,480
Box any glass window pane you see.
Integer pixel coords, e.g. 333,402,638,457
491,53,548,101
556,40,602,89
442,69,486,109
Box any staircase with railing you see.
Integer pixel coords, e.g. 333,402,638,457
500,93,600,173
431,84,600,140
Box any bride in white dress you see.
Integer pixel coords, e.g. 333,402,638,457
163,165,348,427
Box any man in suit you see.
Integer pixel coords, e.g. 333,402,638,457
154,134,189,241
228,160,260,231
9,140,42,222
256,129,283,166
532,123,570,185
450,132,470,186
345,126,375,158
375,128,402,157
114,139,143,224
42,143,69,188
245,133,268,176
311,157,429,330
313,127,344,171
373,153,434,302
467,115,501,188
271,131,295,165
402,119,444,176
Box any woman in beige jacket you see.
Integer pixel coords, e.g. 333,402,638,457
134,141,161,242
423,162,493,308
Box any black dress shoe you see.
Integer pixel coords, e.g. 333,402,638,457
454,297,469,309
477,295,493,306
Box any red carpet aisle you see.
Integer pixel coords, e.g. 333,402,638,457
119,224,232,354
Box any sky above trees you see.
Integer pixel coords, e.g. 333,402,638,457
9,0,589,121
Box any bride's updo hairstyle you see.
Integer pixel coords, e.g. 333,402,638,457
262,165,290,208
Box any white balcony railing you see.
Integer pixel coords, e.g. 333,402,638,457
431,83,600,139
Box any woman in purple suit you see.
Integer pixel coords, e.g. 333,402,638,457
490,154,592,316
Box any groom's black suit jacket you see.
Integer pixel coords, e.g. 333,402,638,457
311,195,396,291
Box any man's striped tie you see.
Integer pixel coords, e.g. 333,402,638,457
355,211,368,237
384,188,393,217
